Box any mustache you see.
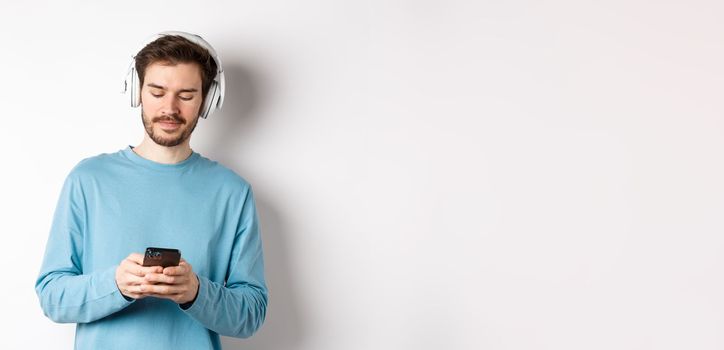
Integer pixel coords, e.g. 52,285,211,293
153,115,186,124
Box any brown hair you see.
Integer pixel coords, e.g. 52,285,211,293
134,35,218,99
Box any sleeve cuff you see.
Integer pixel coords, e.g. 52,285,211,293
179,273,210,314
179,274,200,309
102,265,135,306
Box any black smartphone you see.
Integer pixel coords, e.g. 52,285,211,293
142,247,181,267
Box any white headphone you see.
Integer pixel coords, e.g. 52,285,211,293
122,31,226,119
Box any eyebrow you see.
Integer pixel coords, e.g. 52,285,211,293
146,83,199,93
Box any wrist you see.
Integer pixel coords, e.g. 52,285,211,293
180,273,200,309
114,265,134,301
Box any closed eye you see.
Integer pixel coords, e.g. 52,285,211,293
150,93,193,101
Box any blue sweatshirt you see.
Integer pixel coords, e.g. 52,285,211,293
35,146,268,349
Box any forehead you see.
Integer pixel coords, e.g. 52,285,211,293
143,62,202,90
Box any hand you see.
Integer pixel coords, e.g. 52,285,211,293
141,258,200,305
115,253,163,300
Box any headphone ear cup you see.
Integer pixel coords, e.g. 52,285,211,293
131,65,141,108
200,81,218,119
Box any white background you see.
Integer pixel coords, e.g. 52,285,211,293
2,1,723,349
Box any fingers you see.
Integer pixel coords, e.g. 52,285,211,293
134,283,186,295
123,254,162,277
118,287,148,300
127,265,162,278
116,253,165,300
116,273,148,300
124,273,147,286
126,253,145,265
116,254,197,302
163,261,192,276
144,273,187,285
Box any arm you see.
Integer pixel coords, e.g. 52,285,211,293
34,172,133,323
181,186,269,338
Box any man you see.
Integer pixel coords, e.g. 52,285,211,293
34,31,267,349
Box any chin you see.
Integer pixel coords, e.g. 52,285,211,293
153,138,187,147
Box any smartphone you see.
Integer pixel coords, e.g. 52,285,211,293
142,247,181,267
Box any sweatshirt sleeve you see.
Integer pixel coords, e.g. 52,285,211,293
34,171,134,324
181,185,268,338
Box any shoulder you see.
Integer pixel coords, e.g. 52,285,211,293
65,150,124,182
194,154,253,193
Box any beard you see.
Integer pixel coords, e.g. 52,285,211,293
141,111,199,147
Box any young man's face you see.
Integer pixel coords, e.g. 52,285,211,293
140,62,204,147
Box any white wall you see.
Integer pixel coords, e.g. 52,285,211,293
2,1,724,349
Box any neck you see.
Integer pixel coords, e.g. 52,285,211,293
132,134,193,165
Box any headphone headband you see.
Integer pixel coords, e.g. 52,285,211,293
122,31,226,119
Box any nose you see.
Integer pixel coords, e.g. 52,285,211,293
159,94,180,116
